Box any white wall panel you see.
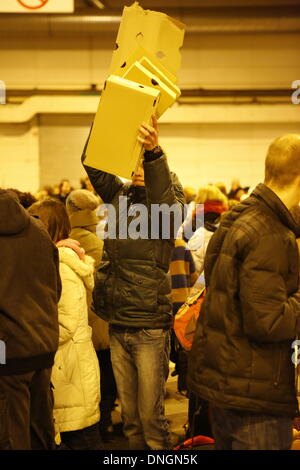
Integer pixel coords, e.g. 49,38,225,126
0,119,39,192
0,33,299,90
38,115,300,194
39,114,92,190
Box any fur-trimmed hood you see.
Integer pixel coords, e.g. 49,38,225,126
58,247,95,291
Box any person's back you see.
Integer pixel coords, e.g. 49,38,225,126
0,190,61,450
188,134,300,450
0,190,60,375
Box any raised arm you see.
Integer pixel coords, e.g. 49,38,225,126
139,115,185,208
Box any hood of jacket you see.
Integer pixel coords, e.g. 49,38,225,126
58,246,95,290
0,190,29,235
69,209,99,234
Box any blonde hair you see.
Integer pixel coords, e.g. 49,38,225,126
183,187,196,204
265,134,300,188
195,185,228,206
215,182,227,196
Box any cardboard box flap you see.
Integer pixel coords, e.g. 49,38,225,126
111,45,177,85
109,2,185,79
123,61,177,118
139,56,181,99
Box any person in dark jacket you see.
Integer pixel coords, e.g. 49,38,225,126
188,133,300,450
82,115,185,450
0,190,61,450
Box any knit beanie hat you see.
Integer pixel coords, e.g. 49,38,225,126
66,189,99,214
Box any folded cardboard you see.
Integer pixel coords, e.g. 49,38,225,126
84,75,160,180
138,56,181,99
112,45,177,85
123,61,177,118
109,2,185,79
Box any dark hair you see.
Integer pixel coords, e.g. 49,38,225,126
28,198,71,243
7,188,37,209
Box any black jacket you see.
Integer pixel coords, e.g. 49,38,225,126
82,147,185,329
0,190,61,375
188,184,300,416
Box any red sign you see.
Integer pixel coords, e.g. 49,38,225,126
17,0,49,10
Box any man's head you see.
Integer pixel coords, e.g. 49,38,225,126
131,161,145,187
264,134,300,208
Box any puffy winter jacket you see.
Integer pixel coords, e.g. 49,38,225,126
188,183,300,416
82,148,185,329
52,247,100,433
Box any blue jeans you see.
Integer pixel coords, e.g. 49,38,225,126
109,327,172,450
211,405,293,450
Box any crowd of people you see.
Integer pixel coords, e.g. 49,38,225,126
1,117,300,451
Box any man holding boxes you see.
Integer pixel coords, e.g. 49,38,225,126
82,115,185,450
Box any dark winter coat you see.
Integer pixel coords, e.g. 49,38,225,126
0,190,61,375
188,183,300,416
82,150,185,329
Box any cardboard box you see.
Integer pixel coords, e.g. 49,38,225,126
109,2,185,79
112,45,177,85
84,75,160,180
123,61,177,118
139,56,181,99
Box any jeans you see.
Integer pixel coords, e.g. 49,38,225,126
109,327,172,450
0,368,55,450
211,405,293,450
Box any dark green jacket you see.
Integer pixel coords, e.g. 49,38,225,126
188,183,300,416
82,149,185,329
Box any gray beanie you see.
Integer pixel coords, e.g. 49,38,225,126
66,189,99,214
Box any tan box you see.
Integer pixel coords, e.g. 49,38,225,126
84,75,160,180
138,56,181,99
123,61,177,118
109,2,185,80
112,46,177,85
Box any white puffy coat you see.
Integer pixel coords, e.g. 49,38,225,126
52,247,100,433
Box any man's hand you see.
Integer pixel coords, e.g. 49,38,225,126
138,115,159,151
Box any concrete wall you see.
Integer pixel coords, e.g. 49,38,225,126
0,33,299,90
0,29,299,193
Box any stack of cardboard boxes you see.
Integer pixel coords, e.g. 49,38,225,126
84,1,185,179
